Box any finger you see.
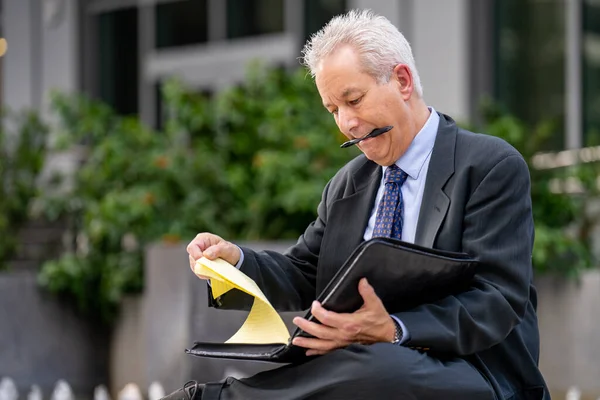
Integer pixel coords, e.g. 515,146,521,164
204,242,241,266
186,237,205,260
310,301,347,329
187,233,223,259
293,316,337,340
292,335,339,351
358,278,382,308
306,349,330,357
203,242,229,260
187,243,203,260
200,235,216,251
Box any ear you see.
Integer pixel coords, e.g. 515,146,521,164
392,64,414,101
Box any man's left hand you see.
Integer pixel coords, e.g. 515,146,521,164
292,278,396,356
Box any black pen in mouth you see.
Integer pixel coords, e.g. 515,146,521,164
340,126,393,148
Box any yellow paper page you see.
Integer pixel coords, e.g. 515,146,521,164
194,257,290,345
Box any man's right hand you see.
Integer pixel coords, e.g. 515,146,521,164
186,232,241,279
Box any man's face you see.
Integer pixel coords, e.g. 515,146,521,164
315,46,416,166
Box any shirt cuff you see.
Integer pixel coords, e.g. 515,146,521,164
207,246,244,287
390,315,410,345
234,245,244,268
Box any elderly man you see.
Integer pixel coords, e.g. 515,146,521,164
162,9,549,400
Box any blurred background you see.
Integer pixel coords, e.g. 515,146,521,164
0,0,599,399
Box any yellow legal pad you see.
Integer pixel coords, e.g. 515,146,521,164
194,257,290,345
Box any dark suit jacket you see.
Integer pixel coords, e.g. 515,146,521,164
209,113,550,400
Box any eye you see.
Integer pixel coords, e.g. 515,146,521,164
349,96,363,106
330,108,339,115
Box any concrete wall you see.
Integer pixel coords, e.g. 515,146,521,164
2,0,82,195
111,242,600,398
3,0,37,112
412,0,470,122
3,0,78,113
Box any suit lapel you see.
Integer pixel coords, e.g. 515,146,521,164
415,113,457,247
321,159,380,281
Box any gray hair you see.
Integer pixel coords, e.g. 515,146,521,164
300,9,423,97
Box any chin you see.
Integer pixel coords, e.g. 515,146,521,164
358,139,389,164
360,149,387,165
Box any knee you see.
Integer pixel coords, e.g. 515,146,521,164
336,343,421,385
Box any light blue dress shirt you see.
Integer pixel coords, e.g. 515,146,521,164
234,107,440,345
363,107,439,344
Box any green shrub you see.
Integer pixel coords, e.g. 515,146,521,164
32,64,597,322
0,111,48,269
477,101,595,276
36,65,358,321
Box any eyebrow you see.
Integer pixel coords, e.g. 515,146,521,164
323,87,363,108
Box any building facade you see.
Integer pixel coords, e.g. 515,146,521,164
3,0,598,151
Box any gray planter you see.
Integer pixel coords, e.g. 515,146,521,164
535,270,600,398
0,270,109,399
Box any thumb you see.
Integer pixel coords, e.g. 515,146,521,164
358,278,381,307
203,242,240,265
203,242,227,259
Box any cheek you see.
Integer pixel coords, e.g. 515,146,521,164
381,91,405,116
367,98,397,125
389,128,407,147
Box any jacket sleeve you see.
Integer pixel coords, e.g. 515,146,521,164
207,181,332,312
393,154,534,355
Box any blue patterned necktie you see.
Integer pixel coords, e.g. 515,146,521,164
372,164,408,240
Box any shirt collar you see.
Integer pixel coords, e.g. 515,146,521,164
383,107,439,180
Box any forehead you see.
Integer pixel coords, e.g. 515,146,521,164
315,46,375,100
315,46,364,82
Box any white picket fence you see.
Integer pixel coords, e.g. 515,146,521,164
1,377,599,400
0,378,166,400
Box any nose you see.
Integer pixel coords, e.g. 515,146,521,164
337,107,359,136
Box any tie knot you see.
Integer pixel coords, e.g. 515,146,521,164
384,164,408,185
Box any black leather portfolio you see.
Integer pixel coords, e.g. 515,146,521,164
186,237,478,363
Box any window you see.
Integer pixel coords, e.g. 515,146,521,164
494,0,565,151
226,0,284,39
155,0,208,49
98,7,138,116
155,81,164,130
304,0,345,41
583,0,600,145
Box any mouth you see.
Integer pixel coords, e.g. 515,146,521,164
357,135,381,147
340,126,393,148
352,128,378,140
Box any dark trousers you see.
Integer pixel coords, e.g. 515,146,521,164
201,343,496,400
